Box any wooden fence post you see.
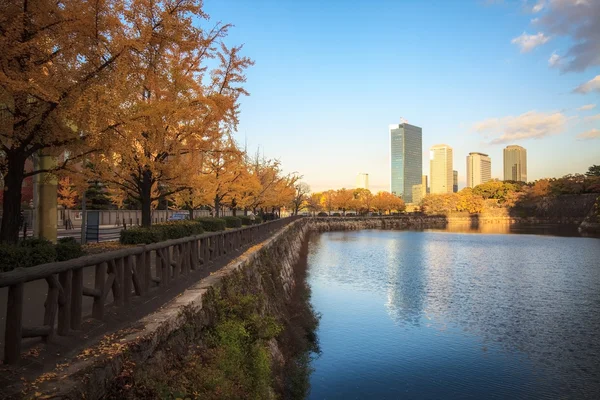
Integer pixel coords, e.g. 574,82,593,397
4,283,24,364
124,255,133,304
58,270,72,335
71,268,83,330
42,276,59,342
92,262,107,320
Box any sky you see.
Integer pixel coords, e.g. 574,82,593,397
203,0,600,192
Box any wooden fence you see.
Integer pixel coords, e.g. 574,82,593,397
0,217,300,364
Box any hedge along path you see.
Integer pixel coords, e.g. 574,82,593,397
0,217,301,364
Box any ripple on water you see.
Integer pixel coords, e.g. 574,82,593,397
307,229,600,400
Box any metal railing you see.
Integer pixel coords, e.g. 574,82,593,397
0,216,301,364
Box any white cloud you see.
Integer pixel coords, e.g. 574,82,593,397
577,128,600,140
532,0,545,13
511,32,551,52
577,104,596,111
584,113,600,121
573,75,600,93
534,0,600,72
472,111,568,144
548,51,562,67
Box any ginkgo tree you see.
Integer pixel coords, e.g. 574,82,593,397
57,178,78,209
196,136,249,217
89,1,252,227
0,0,127,242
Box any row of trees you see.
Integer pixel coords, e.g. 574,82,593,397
57,151,300,218
1,0,299,242
420,166,600,215
291,188,406,216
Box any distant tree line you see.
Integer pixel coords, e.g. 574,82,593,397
420,165,600,215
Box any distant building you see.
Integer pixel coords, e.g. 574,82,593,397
422,175,429,194
412,184,426,205
467,152,492,188
390,122,422,203
453,170,458,193
356,173,369,190
430,144,453,194
503,145,527,182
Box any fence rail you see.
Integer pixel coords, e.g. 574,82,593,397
0,216,300,364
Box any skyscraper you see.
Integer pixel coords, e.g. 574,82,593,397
503,145,527,182
412,176,428,204
356,173,369,190
453,170,458,193
467,152,492,188
430,144,453,194
389,122,422,202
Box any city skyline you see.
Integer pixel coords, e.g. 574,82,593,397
204,0,600,192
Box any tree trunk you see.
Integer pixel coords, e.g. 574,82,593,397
214,196,220,218
140,170,152,227
0,153,27,243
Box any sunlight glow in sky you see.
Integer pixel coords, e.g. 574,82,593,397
205,0,600,192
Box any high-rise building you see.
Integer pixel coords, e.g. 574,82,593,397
429,144,453,194
389,122,422,202
422,175,428,194
503,145,527,182
453,170,458,193
412,184,424,205
467,152,492,188
356,173,369,190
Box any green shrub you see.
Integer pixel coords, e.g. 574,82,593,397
222,216,242,228
332,212,341,217
0,238,57,272
19,238,57,267
56,237,85,261
120,220,204,245
239,216,253,226
317,212,328,217
195,217,226,232
254,215,263,224
0,245,29,271
120,227,163,245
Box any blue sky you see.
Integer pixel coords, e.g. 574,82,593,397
204,0,600,192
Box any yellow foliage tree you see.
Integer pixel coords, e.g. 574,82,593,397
0,0,127,241
57,178,77,209
90,1,252,226
333,188,354,215
306,192,323,216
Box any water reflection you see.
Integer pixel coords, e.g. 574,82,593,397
428,222,585,237
384,233,428,327
307,229,600,399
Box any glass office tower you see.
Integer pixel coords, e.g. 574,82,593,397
389,123,422,203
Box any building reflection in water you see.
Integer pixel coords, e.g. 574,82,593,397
378,230,600,395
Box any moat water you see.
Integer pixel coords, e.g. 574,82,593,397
306,228,600,399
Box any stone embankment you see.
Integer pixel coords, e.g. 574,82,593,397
308,215,448,231
579,196,600,235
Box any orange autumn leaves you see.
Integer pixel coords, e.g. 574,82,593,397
303,189,406,215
